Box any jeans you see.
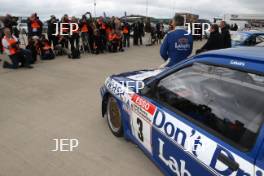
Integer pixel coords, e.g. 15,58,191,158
123,34,130,47
4,49,32,69
69,34,80,52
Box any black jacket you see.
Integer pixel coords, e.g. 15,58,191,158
201,31,222,51
220,27,231,48
48,19,57,36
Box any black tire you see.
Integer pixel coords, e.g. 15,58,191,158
106,96,124,137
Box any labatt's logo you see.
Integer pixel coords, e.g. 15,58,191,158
153,109,202,156
175,37,190,51
158,138,191,176
153,109,264,176
210,146,263,176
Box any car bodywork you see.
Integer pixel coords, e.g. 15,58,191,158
231,31,264,47
100,47,264,176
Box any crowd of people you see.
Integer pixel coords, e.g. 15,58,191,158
0,12,146,69
1,12,233,70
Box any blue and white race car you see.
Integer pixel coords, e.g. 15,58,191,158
231,31,264,47
100,47,264,176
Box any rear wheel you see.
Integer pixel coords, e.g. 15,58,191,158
106,96,123,137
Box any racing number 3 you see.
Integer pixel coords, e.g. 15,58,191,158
137,118,144,142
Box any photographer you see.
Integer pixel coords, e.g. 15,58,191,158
3,14,19,38
69,16,80,58
122,21,130,48
47,15,58,47
60,14,70,49
79,12,92,52
2,28,33,69
98,17,107,51
40,35,55,60
28,13,43,38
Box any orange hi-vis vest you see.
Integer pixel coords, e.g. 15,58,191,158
81,23,89,32
109,33,119,41
108,33,115,41
123,27,129,34
43,42,51,50
31,20,41,29
3,36,17,55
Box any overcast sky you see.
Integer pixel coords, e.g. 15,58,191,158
0,0,263,20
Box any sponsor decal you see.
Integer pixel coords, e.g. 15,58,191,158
153,108,264,176
153,109,203,156
230,60,245,67
175,37,191,51
158,138,192,176
131,94,156,116
105,78,125,98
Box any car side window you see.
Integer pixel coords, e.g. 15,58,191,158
156,63,264,150
246,36,256,46
256,35,264,45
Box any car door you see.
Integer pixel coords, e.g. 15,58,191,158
129,93,157,154
255,134,264,176
145,62,264,176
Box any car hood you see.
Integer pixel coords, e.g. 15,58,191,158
112,68,166,82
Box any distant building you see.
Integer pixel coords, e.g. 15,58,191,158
223,14,264,29
175,13,199,23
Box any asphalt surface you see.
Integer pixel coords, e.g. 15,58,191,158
0,40,204,176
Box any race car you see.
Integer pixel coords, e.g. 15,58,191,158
231,31,264,47
100,47,264,176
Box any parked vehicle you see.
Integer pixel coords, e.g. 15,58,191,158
231,31,264,47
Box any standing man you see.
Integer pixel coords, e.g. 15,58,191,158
196,24,222,54
220,21,231,49
28,13,43,38
79,14,90,52
60,14,70,49
156,21,164,44
132,21,140,46
98,17,107,51
138,20,144,45
160,14,193,67
47,15,58,47
122,21,130,48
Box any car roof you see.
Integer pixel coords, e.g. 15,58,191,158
195,47,264,63
238,31,264,35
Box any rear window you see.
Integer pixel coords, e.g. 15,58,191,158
157,63,264,150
